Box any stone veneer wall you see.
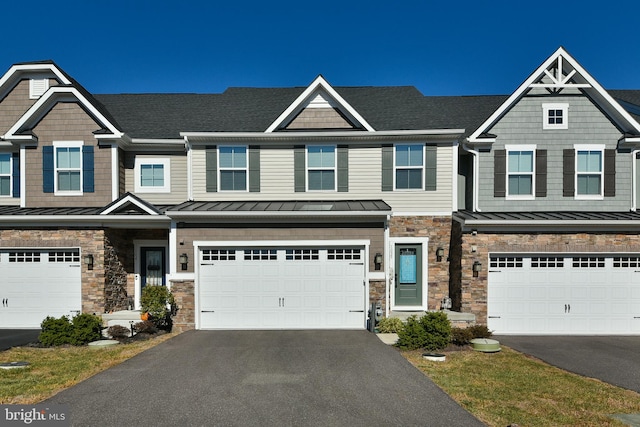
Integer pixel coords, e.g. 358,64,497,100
0,228,105,314
104,233,129,312
389,216,452,310
369,280,386,313
458,230,640,325
170,280,195,331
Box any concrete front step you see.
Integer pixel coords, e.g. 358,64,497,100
102,310,143,328
388,310,476,327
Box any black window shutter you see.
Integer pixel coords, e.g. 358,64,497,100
249,146,260,192
294,147,305,192
337,146,348,192
381,145,393,191
82,145,94,193
425,145,437,191
604,149,616,197
494,149,506,197
42,146,54,193
12,152,19,198
535,149,547,197
205,146,217,192
563,149,575,197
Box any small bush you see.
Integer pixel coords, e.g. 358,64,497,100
467,324,493,339
396,312,452,351
39,316,74,347
396,316,428,350
134,320,158,334
377,317,404,333
70,313,102,345
451,327,474,346
140,285,176,331
107,325,131,339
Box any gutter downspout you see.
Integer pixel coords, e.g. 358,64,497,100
384,214,390,318
462,143,481,212
633,149,640,211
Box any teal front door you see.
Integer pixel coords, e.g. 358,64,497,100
394,244,422,306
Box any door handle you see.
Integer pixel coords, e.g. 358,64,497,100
2,298,6,307
282,297,285,307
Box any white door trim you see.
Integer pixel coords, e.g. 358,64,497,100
389,237,429,311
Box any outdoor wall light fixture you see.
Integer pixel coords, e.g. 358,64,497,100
473,261,482,277
374,252,383,270
83,254,94,270
179,253,188,270
436,247,444,262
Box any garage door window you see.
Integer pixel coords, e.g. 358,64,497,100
244,249,277,260
9,252,40,262
327,249,361,260
490,256,523,268
613,257,640,268
286,249,319,260
202,249,236,261
531,256,564,268
49,251,80,262
572,257,605,268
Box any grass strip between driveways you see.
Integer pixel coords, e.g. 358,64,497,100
403,347,640,427
0,334,176,404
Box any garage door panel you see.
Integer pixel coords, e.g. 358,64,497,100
489,254,640,335
199,246,365,329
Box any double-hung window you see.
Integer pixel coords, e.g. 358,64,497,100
134,158,170,193
0,154,10,196
395,144,423,189
54,142,82,194
575,145,603,198
506,145,535,198
543,103,568,130
219,146,247,191
307,145,335,191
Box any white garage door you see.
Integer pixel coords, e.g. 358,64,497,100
0,249,82,328
488,254,640,335
198,247,366,329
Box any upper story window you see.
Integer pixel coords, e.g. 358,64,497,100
219,146,247,191
134,158,170,193
506,145,535,199
575,145,603,198
543,103,568,130
29,78,49,99
54,142,82,195
0,154,11,196
307,145,336,191
395,144,423,189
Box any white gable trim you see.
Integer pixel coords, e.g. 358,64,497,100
0,63,72,92
3,86,123,140
100,193,160,215
468,47,640,143
265,75,375,132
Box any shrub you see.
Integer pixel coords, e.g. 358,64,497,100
419,312,451,351
107,325,131,339
39,316,74,347
134,320,158,334
467,324,493,339
377,317,404,333
39,313,102,346
140,285,176,331
450,327,474,346
396,312,452,351
70,313,102,345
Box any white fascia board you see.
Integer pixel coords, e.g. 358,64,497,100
460,219,640,231
167,210,392,219
0,215,171,227
5,87,123,139
0,63,72,92
181,129,465,141
265,75,375,132
392,211,452,217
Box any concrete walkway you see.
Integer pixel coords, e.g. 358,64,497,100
45,330,483,426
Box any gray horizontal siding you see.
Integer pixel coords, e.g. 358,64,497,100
478,95,632,212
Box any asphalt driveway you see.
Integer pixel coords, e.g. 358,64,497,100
497,336,640,393
45,330,483,426
0,329,40,351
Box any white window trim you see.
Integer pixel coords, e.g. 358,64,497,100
0,153,12,197
306,145,337,192
218,145,248,192
542,103,569,130
53,141,83,196
393,143,424,191
134,157,171,193
505,144,536,200
29,77,49,99
574,144,605,200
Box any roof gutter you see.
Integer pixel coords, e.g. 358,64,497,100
181,129,465,142
166,210,392,219
0,215,171,228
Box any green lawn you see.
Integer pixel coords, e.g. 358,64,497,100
404,347,640,426
0,334,175,404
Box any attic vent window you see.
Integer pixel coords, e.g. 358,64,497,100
29,78,49,99
542,103,568,130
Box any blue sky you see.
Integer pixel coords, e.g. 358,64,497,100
5,1,639,96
